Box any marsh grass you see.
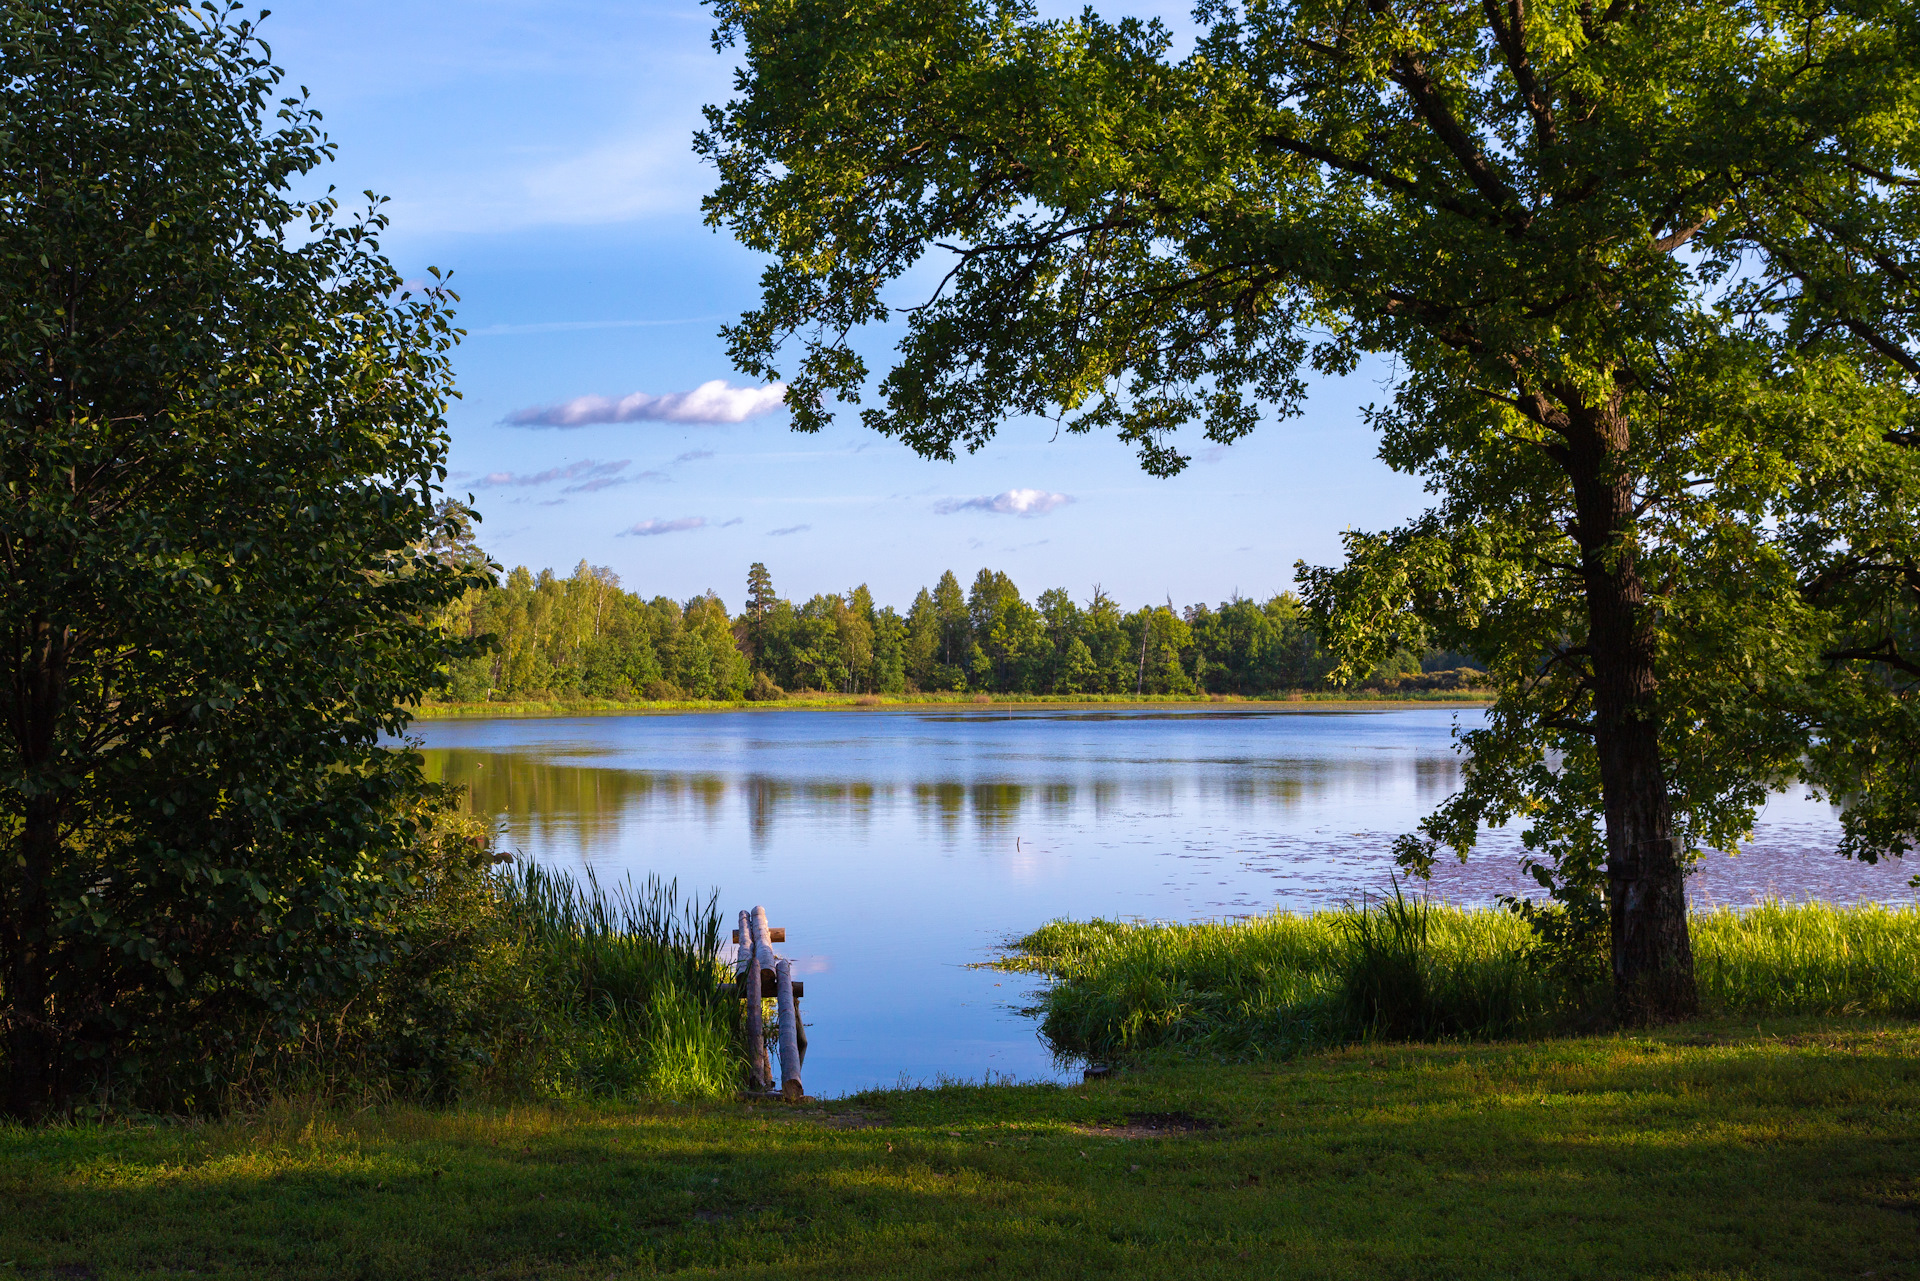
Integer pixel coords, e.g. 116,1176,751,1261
1006,898,1920,1061
1695,900,1920,1015
483,864,740,1101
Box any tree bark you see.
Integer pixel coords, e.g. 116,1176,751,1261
1562,394,1699,1024
4,614,68,1120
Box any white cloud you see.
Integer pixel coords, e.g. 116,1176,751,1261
934,488,1073,517
480,459,630,489
619,517,705,537
506,381,788,427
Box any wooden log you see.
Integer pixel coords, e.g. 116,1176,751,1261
748,906,779,1091
721,975,803,999
775,958,803,1101
739,909,770,1092
793,988,808,1068
731,927,786,943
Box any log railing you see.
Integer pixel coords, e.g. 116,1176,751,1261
727,905,807,1100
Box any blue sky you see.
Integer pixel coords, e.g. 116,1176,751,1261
267,0,1429,611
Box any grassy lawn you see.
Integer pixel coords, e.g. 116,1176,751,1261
4,1017,1917,1279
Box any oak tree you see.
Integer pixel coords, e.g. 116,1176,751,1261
700,0,1920,1018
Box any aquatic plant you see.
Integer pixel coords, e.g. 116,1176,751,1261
1005,899,1920,1061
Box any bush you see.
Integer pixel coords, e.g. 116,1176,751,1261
2,786,744,1116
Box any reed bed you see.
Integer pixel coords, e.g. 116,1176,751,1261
1004,898,1920,1061
484,864,740,1100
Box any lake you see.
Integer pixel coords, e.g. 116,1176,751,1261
412,705,1902,1096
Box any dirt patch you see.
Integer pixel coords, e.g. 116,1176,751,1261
1073,1110,1221,1139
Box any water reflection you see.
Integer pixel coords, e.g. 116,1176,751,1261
410,706,1886,1097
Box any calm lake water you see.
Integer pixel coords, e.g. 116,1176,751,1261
412,705,1903,1097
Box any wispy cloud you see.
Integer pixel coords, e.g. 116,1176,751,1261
479,459,630,490
718,517,744,528
619,517,706,537
934,488,1072,517
505,381,787,427
674,449,715,464
568,470,652,491
768,524,811,536
385,125,706,236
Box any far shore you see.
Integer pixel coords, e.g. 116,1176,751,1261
408,689,1493,720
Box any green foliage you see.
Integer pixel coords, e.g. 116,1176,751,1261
1694,902,1920,1017
0,0,487,1117
699,0,1920,1017
7,787,741,1112
1008,902,1566,1060
1006,901,1920,1063
483,863,737,1102
327,796,740,1105
436,557,1431,702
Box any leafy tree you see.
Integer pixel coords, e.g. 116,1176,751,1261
903,587,944,690
699,0,1920,1018
0,1,482,1115
932,570,970,678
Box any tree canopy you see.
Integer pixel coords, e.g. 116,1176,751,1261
0,0,483,1116
701,0,1920,1018
434,557,1372,702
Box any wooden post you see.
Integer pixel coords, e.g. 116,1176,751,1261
739,909,770,1092
775,958,803,1101
749,906,778,1091
793,986,808,1068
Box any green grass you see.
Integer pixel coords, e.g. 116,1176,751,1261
1004,900,1920,1061
477,864,741,1102
2,1018,1917,1278
409,690,1492,719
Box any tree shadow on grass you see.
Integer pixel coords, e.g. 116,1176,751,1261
1,1024,1917,1279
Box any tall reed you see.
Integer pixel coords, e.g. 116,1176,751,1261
483,863,740,1100
1004,899,1919,1062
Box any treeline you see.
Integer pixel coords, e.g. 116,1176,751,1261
438,560,1484,703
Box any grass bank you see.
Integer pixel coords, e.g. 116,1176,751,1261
1004,899,1920,1061
2,1018,1915,1278
409,690,1492,719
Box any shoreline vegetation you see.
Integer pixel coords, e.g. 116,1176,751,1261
409,688,1494,719
1003,899,1920,1063
424,542,1494,710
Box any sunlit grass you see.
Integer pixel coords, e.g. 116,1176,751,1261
1004,900,1920,1061
482,864,741,1101
2,1019,1915,1278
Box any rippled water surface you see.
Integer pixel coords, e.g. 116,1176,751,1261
412,706,1897,1096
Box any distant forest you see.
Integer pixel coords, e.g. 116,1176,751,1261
436,548,1485,703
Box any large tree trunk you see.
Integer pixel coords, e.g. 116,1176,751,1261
4,616,67,1120
1563,394,1699,1024
4,798,57,1120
